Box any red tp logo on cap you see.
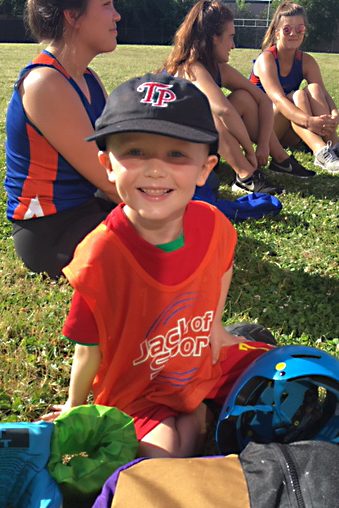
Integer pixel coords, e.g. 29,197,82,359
137,82,176,108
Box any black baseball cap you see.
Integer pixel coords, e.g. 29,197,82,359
86,72,219,154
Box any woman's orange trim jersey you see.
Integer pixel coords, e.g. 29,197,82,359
63,201,237,417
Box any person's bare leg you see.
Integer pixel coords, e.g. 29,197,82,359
291,89,327,153
269,131,292,161
305,83,339,145
267,106,316,177
214,115,256,179
273,106,301,148
228,90,259,141
229,90,292,163
138,404,209,458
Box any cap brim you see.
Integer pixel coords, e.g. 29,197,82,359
86,118,218,150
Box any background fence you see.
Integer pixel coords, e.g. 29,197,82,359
0,14,338,52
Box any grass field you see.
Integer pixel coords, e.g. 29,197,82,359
0,44,338,422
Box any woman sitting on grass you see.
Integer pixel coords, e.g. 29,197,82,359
163,0,315,196
5,0,121,279
250,1,339,174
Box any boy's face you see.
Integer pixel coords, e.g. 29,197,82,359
99,132,217,236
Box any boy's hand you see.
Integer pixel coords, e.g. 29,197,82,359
39,402,72,422
210,325,247,364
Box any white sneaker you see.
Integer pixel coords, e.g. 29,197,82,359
332,142,339,157
314,142,339,175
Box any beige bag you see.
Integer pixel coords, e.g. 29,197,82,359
93,441,339,508
111,455,250,508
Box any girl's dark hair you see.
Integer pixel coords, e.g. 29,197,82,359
262,1,307,50
163,0,234,79
24,0,89,42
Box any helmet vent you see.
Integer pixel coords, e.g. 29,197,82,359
291,354,321,359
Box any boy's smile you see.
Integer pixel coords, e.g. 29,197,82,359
99,132,217,243
138,187,173,199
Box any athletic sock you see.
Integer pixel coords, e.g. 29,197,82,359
236,174,253,183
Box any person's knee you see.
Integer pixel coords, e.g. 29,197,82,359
24,253,64,279
292,88,305,101
230,89,252,102
139,413,201,458
306,82,324,99
229,89,256,111
292,88,307,107
13,231,62,278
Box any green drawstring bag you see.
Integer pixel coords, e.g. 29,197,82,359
48,405,138,497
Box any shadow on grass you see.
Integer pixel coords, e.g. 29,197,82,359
269,172,339,201
230,235,339,341
201,163,338,340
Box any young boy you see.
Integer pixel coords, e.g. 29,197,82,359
46,74,272,457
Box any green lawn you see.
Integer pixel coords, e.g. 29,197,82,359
0,45,338,422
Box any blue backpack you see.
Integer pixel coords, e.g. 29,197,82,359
0,421,62,508
193,172,282,222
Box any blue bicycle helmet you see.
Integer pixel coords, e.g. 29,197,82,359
216,345,339,454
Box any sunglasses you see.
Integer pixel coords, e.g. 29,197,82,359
281,24,306,36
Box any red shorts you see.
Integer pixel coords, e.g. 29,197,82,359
133,342,273,440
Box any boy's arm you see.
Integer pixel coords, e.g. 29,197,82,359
41,344,101,421
67,344,101,406
210,267,246,364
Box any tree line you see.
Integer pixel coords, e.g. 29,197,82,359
0,0,338,50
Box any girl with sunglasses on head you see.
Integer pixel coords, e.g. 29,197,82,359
163,0,315,196
250,1,339,174
5,0,121,279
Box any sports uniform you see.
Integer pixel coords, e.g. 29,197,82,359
5,50,113,277
250,45,303,95
63,201,272,439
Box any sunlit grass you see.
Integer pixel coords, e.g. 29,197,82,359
0,44,338,422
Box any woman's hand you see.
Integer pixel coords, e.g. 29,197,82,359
255,142,270,168
308,114,336,137
244,147,258,172
331,110,339,128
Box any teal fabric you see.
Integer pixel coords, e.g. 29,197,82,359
0,421,62,508
18,468,62,508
